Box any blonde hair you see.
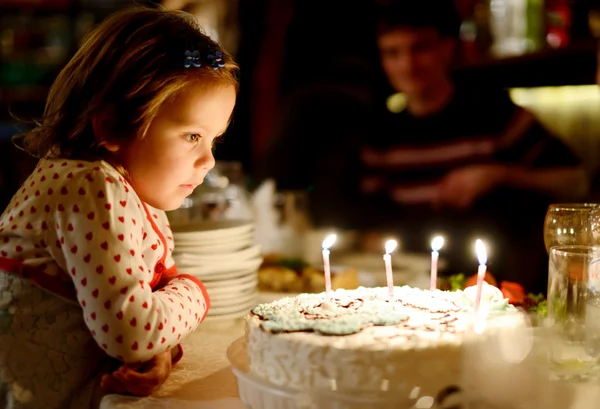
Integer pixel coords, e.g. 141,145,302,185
19,6,239,161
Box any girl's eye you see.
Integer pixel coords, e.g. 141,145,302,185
184,133,201,143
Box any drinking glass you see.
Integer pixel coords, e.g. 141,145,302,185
543,203,598,253
544,245,600,380
270,190,312,258
587,207,600,246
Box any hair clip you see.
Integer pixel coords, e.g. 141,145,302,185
184,50,201,68
206,51,225,70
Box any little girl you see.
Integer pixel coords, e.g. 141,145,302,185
0,7,238,409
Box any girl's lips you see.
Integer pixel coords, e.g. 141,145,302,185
179,184,196,195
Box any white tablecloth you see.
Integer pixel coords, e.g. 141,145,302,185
100,317,600,409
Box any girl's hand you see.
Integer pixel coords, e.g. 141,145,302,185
101,349,173,397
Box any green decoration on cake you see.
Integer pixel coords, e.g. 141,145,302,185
252,292,409,335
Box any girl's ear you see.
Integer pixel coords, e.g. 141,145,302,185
91,105,121,152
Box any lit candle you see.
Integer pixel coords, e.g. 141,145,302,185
384,239,398,299
322,234,337,296
430,236,444,291
474,239,488,312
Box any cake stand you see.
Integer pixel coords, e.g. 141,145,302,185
226,337,450,409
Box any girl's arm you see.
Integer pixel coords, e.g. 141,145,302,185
49,167,209,363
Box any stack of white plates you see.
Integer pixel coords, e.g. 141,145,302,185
171,220,262,322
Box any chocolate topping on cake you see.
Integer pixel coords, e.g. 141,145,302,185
250,286,494,336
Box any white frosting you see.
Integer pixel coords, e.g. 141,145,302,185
246,285,519,397
462,282,507,310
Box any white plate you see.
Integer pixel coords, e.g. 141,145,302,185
179,265,257,281
198,268,257,282
203,309,248,323
210,286,257,302
208,297,256,315
206,280,258,297
205,277,257,296
173,231,254,247
202,273,258,289
210,295,257,315
207,302,256,317
175,257,263,276
209,288,259,306
173,235,254,254
173,245,261,265
210,301,255,314
172,220,254,241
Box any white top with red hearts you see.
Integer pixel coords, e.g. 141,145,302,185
0,158,209,364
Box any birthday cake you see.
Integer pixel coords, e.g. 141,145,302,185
245,284,518,397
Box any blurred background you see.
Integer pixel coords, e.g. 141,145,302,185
3,0,600,294
2,0,600,204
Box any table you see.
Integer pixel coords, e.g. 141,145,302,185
100,319,247,409
101,318,600,409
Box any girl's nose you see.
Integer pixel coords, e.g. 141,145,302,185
195,149,216,171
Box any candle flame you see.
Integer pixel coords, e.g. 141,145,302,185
322,234,337,250
431,236,444,252
476,239,487,265
385,239,398,254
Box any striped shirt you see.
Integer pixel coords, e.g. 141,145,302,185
359,86,580,207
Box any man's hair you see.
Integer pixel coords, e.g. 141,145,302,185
375,1,462,39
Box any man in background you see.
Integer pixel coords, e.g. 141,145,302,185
264,1,587,293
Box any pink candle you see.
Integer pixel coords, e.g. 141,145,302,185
322,234,337,297
430,236,444,291
384,239,398,300
474,239,488,312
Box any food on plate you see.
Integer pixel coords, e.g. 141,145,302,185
258,254,360,293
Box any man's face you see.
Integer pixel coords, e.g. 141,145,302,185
378,27,455,97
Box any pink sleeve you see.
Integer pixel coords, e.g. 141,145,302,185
51,170,208,363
